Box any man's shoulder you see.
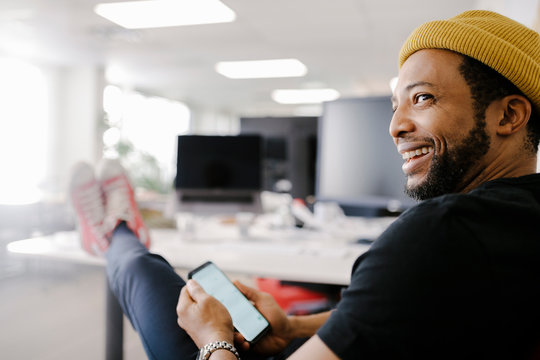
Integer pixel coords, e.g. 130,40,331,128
396,173,540,225
371,174,540,253
388,193,471,232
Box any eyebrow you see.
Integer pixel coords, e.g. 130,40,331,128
391,81,436,104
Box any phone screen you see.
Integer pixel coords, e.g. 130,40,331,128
189,262,270,343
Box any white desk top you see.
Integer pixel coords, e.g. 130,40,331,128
7,224,374,286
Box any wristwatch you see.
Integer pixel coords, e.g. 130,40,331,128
196,340,241,360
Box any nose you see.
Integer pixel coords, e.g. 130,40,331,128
389,106,415,140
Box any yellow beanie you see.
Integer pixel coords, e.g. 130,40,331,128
399,10,540,113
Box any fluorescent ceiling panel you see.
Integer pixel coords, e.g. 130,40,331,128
94,0,236,29
215,59,307,79
272,89,340,104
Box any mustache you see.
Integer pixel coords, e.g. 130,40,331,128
396,136,435,146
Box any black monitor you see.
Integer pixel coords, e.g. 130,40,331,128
174,135,263,214
240,116,318,199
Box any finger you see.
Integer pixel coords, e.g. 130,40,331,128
186,279,208,301
234,331,245,344
234,332,250,352
176,286,194,314
234,281,260,302
177,287,191,328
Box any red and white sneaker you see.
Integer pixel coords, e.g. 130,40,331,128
69,162,110,256
97,159,151,248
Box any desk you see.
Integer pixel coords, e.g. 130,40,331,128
7,224,374,359
7,225,373,284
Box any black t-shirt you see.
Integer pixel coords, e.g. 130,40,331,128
318,174,540,359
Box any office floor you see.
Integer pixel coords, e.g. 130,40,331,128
0,258,147,360
0,254,257,360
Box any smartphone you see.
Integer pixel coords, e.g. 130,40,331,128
188,261,270,344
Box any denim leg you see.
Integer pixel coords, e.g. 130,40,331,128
106,223,198,360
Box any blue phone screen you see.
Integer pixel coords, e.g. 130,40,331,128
191,263,269,342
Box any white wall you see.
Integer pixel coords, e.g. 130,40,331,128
45,65,105,196
190,106,240,135
476,0,540,27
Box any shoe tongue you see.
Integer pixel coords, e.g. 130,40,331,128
76,187,104,225
104,178,132,223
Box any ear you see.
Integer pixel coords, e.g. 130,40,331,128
496,95,532,136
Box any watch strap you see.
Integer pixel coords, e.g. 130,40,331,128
198,340,240,360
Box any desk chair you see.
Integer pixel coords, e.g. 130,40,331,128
256,278,340,315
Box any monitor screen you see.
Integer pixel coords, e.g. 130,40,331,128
316,97,416,213
175,135,262,191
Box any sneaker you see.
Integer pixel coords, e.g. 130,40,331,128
97,159,151,248
69,162,110,256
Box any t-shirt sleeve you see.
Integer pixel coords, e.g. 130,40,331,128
316,202,491,359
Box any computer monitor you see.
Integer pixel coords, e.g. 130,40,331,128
174,135,263,215
316,97,416,216
240,116,318,199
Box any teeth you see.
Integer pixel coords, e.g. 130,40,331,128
402,146,433,160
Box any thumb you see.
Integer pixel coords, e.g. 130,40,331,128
234,281,260,302
186,279,207,301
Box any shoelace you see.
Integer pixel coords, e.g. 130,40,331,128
103,176,133,223
74,182,104,227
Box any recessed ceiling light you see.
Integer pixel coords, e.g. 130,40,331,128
215,59,307,79
94,0,236,29
272,89,340,104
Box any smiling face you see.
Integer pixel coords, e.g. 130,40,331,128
390,49,491,200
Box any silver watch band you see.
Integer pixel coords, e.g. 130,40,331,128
197,340,241,360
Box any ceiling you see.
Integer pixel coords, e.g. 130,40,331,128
0,0,537,118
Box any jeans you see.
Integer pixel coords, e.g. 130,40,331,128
106,223,307,360
106,223,198,359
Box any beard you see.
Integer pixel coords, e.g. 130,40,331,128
404,118,491,201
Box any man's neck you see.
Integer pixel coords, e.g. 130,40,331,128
460,155,537,193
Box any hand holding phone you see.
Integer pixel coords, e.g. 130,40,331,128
232,281,296,356
188,261,270,344
177,279,236,348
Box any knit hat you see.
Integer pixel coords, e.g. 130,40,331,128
399,10,540,113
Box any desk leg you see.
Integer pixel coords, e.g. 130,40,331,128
106,279,124,360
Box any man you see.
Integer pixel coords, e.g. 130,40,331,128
71,10,539,360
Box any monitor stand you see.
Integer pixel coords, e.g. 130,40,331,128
174,189,262,216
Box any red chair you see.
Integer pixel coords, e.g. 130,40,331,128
255,278,333,315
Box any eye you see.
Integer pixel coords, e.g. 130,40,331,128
414,93,433,104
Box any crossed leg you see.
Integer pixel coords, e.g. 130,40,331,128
106,223,199,360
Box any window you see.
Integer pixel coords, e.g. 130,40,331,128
102,85,190,194
0,58,48,205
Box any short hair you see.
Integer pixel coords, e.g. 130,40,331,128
458,54,540,154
